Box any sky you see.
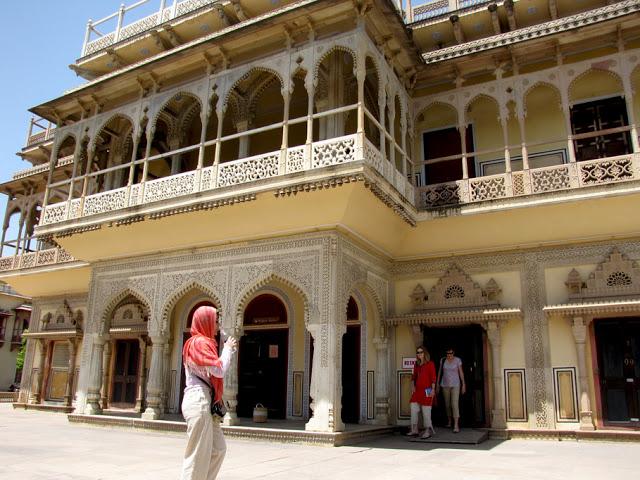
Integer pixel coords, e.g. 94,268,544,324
0,1,162,185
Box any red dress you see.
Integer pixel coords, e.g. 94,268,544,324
410,360,437,406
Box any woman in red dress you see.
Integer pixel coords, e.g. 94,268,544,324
407,346,437,438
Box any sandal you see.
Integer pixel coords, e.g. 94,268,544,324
453,427,460,433
406,431,419,437
420,432,432,439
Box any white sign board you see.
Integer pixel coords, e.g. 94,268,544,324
402,357,416,369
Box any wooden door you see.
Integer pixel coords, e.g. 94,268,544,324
422,126,475,185
596,319,640,424
571,96,631,161
110,339,139,407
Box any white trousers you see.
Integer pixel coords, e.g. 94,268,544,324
410,402,433,432
180,388,226,480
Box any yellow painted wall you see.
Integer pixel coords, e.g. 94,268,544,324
524,84,567,156
501,318,525,368
1,266,91,298
466,96,502,164
569,70,622,103
395,324,416,369
548,315,578,367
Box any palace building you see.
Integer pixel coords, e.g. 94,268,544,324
2,0,640,436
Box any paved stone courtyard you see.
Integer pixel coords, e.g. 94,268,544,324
2,404,640,479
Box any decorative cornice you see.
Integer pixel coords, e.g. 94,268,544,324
273,174,365,197
386,307,521,326
543,298,640,316
148,194,256,220
421,0,640,65
55,224,102,239
363,180,416,227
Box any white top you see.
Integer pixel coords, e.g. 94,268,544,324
184,345,233,394
440,356,463,387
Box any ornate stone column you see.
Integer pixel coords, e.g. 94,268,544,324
487,321,506,429
373,336,390,425
29,338,47,404
459,122,469,179
161,339,171,414
85,335,106,415
142,334,166,420
100,340,113,410
64,339,78,407
135,336,148,412
222,326,243,426
305,321,346,432
571,316,595,430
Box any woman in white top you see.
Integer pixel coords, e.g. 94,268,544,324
180,306,237,480
436,347,466,433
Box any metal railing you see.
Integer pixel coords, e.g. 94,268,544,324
81,0,222,57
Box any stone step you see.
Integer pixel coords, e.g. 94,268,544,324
408,428,488,445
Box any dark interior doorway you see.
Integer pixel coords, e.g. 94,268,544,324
341,324,361,424
422,125,475,185
238,294,289,419
237,329,288,419
423,324,487,427
595,318,640,425
110,339,139,408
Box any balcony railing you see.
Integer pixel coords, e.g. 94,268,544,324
11,156,74,181
25,117,55,148
404,0,494,22
82,0,222,57
0,248,76,273
417,154,640,209
40,135,413,226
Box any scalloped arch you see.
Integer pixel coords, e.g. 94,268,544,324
151,92,203,134
90,113,135,154
161,280,224,333
313,45,357,88
223,67,285,110
464,93,499,123
345,282,385,336
568,68,623,102
53,133,77,161
100,288,152,334
416,100,458,124
522,81,562,112
235,273,310,328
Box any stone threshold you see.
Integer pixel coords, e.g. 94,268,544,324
490,428,640,442
13,402,74,413
67,413,397,446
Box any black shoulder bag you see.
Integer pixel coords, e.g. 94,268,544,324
195,375,227,419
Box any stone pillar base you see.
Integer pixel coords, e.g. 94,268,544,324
85,401,102,415
141,406,161,420
579,411,595,431
491,408,507,430
223,411,240,426
305,404,345,432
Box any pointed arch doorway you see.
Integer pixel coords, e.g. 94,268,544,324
342,296,361,424
237,293,289,420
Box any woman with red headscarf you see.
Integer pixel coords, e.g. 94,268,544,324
180,305,237,480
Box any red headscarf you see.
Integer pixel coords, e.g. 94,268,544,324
182,306,224,402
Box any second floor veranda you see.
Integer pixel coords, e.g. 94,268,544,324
37,30,414,230
33,39,640,234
